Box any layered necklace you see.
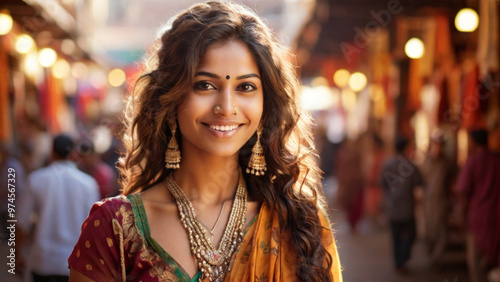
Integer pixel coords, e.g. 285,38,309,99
164,169,248,282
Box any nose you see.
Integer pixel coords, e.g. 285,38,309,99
214,86,236,117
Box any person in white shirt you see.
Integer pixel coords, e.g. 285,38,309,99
18,134,99,282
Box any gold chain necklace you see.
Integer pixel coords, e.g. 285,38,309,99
199,201,226,236
164,169,247,282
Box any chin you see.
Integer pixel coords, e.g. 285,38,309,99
207,148,241,158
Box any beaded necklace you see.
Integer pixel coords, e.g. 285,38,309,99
164,169,247,281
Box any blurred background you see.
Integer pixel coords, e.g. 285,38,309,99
1,0,499,281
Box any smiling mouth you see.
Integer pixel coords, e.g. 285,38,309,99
208,124,239,132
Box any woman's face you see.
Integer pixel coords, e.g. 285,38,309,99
177,39,264,158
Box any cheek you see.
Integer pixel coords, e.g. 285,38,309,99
242,94,264,122
177,95,210,122
177,97,200,134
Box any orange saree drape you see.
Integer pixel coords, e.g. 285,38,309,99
227,202,343,281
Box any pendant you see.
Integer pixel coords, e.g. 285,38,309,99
203,249,224,265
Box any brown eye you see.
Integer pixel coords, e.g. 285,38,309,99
237,83,256,92
194,81,216,91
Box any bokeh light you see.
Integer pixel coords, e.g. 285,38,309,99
455,8,479,32
108,68,126,87
61,39,76,55
301,85,335,111
341,88,357,111
92,126,113,154
333,69,350,88
52,59,71,79
15,34,35,54
405,38,425,59
0,11,13,35
38,48,57,67
348,72,367,92
24,52,39,76
311,76,329,87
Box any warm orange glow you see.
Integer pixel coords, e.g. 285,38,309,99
0,11,13,35
38,48,57,67
52,59,71,79
333,69,350,88
405,38,424,59
15,34,35,54
455,8,479,32
349,72,367,92
108,68,126,87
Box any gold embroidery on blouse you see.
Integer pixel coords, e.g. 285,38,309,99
94,219,100,227
117,204,142,256
76,249,80,258
107,237,114,247
85,241,91,248
100,259,105,265
112,218,126,282
136,233,177,280
113,199,179,281
154,268,178,281
85,264,93,271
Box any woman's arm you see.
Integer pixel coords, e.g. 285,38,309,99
69,268,95,282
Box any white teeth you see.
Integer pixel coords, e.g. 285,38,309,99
210,125,238,132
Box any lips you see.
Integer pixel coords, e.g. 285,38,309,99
209,124,239,132
202,122,243,138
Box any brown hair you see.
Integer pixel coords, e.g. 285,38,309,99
118,1,333,280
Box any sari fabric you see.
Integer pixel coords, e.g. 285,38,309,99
68,195,342,281
228,202,343,281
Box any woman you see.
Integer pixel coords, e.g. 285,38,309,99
68,1,342,281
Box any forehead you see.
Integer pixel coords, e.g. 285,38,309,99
197,39,260,75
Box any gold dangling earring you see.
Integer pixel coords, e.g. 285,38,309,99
246,125,267,176
165,121,181,169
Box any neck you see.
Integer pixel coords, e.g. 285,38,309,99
172,149,240,205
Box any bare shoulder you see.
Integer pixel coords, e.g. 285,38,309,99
139,181,176,205
138,181,178,225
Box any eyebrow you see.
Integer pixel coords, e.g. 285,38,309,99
236,74,261,80
195,71,261,80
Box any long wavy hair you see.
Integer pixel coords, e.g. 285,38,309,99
118,1,333,280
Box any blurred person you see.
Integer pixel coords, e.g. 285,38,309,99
77,140,119,199
18,134,99,282
0,143,25,238
456,129,500,282
379,136,424,273
364,133,386,226
19,141,36,174
17,118,52,171
336,138,365,232
422,131,456,266
68,2,342,282
100,121,125,178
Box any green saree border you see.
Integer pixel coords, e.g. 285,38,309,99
127,193,259,282
127,194,200,281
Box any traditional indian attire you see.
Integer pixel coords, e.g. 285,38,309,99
456,148,500,282
68,194,343,281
